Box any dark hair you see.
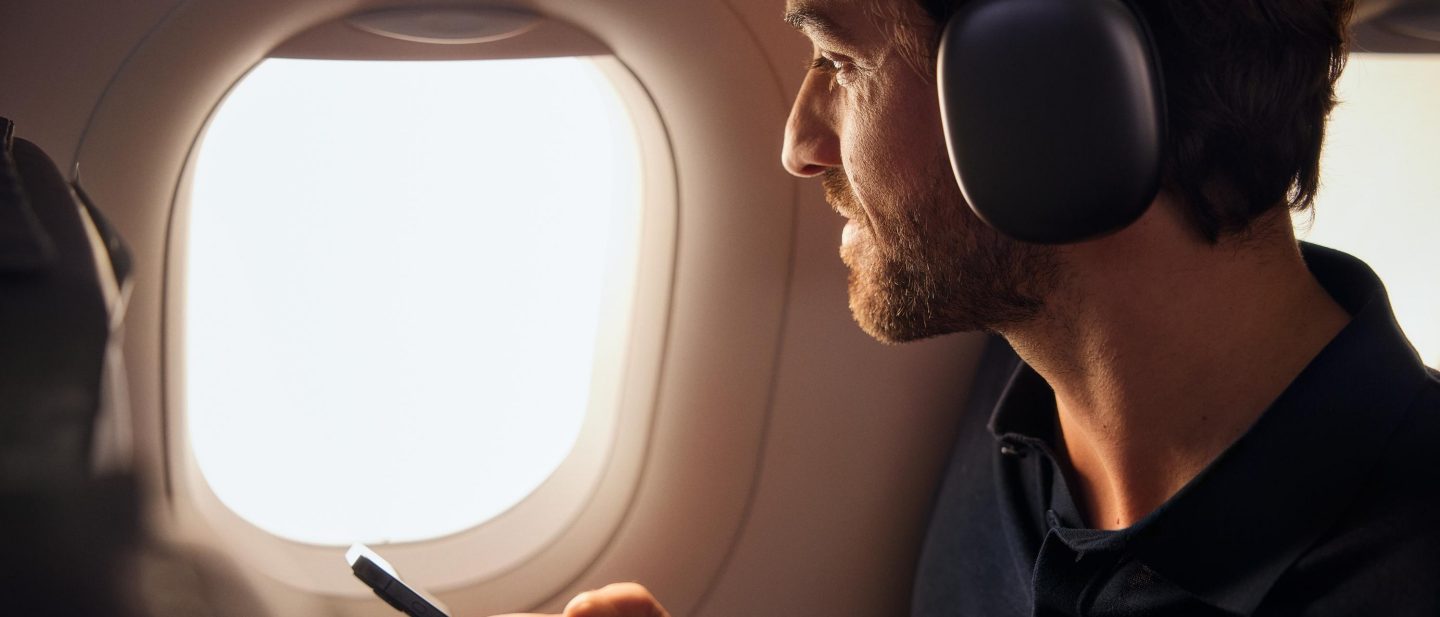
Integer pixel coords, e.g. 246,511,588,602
917,0,1354,242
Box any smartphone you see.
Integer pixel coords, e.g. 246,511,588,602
346,544,451,617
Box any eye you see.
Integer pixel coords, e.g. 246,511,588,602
810,52,858,86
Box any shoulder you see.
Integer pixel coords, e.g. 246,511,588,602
1263,375,1440,615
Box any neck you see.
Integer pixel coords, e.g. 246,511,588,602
998,203,1349,530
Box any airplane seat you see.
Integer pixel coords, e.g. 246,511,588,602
0,117,263,617
0,119,125,487
1,114,145,615
912,334,1023,616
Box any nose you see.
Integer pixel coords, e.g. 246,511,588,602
781,69,842,177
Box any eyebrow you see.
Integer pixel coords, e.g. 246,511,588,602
784,3,854,43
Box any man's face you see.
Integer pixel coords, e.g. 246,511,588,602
782,0,1060,342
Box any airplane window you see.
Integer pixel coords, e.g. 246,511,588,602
1302,53,1440,367
185,57,641,545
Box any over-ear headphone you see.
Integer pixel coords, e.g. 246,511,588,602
938,0,1165,244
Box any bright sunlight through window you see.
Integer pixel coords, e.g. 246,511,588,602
1300,53,1440,368
186,57,641,545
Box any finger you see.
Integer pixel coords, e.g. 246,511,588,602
564,583,669,617
564,591,622,617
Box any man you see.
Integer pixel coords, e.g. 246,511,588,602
499,0,1440,614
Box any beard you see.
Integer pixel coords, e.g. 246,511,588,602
824,164,1061,343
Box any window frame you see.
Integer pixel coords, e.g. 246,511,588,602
162,30,677,599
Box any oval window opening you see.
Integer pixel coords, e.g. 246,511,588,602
185,57,642,545
1301,53,1440,367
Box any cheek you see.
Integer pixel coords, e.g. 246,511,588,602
842,77,947,198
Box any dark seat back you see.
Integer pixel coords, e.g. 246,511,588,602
0,116,141,616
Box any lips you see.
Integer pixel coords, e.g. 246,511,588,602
842,219,863,247
821,168,864,223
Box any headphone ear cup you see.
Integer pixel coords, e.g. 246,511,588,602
938,0,1164,244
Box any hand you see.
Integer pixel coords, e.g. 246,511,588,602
492,582,671,617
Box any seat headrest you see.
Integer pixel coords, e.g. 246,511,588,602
0,118,57,271
0,116,129,489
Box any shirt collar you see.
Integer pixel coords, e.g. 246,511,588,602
986,243,1434,615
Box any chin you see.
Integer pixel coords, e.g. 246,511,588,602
847,272,972,345
845,249,1048,343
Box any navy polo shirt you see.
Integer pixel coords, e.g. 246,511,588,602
912,244,1440,616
